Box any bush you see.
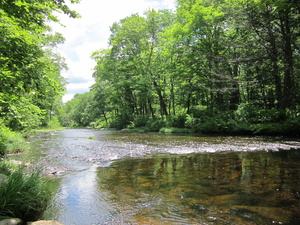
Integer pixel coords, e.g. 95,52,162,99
145,119,166,132
109,115,131,129
2,97,43,131
234,103,286,124
46,116,62,129
132,115,149,128
159,127,191,133
0,126,28,156
0,161,50,221
185,111,236,134
189,105,208,118
168,114,187,128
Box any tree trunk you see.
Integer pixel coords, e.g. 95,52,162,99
153,80,168,116
279,8,295,109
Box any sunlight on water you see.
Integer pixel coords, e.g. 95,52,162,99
9,129,300,224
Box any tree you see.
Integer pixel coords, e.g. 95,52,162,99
0,0,80,130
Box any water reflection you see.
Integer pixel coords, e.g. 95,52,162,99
97,150,300,224
43,166,125,225
9,129,300,224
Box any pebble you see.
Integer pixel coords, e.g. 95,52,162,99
0,218,22,225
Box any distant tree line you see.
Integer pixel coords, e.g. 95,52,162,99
63,0,300,135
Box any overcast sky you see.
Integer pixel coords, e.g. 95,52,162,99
50,0,175,102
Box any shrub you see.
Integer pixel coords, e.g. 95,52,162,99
46,116,62,129
234,103,286,124
0,161,50,221
189,105,208,118
146,119,166,132
109,115,131,129
132,115,149,128
168,114,187,128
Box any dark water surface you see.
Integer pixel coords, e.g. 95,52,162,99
9,129,300,224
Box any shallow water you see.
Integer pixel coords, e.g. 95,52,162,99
9,129,300,224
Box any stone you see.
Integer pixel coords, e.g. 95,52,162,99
0,173,7,186
0,218,22,225
27,220,64,225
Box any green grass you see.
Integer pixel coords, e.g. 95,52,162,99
0,126,29,155
33,127,65,133
0,160,50,221
159,127,192,134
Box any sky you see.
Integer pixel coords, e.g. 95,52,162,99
50,0,176,103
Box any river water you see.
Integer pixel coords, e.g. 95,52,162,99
9,129,300,224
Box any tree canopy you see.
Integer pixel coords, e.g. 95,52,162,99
3,0,298,135
60,0,300,135
0,0,80,130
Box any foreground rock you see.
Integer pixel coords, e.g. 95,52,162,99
27,221,64,225
0,218,22,225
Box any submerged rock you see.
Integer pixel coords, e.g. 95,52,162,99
27,220,64,225
0,218,22,225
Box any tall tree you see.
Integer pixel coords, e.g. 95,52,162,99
0,0,80,130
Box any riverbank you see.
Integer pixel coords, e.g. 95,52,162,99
88,109,300,137
0,160,51,222
114,120,300,137
0,126,64,223
0,126,29,155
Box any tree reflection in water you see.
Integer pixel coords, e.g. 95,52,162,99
97,150,300,224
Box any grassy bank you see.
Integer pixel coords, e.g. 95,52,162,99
0,126,29,155
0,126,52,222
0,160,50,221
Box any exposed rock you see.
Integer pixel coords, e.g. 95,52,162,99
27,220,64,225
0,173,7,186
9,160,32,167
0,218,22,225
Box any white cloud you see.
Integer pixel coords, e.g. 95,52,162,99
51,0,176,102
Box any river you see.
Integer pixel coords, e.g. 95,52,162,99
9,129,300,224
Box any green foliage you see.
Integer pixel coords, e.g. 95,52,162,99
251,118,300,136
1,97,44,131
234,103,286,124
0,0,80,131
0,161,50,221
145,119,167,132
109,115,132,130
159,127,191,133
61,92,95,127
167,114,187,128
132,116,149,128
64,0,300,136
0,126,28,156
46,115,62,129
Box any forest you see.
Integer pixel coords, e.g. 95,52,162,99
0,0,299,221
0,0,80,132
1,0,300,137
63,0,300,135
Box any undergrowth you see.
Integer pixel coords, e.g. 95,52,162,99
0,160,50,221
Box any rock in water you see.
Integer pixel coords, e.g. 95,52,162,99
27,220,64,225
